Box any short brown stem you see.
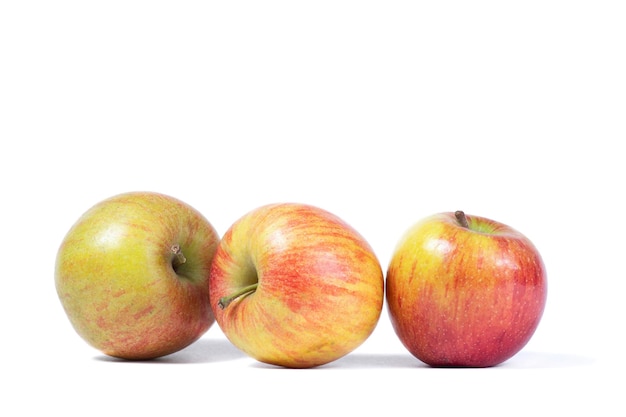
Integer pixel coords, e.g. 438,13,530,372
171,244,187,267
218,283,258,310
455,210,469,228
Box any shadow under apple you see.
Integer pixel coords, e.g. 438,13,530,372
248,352,424,370
94,337,247,364
497,351,595,369
331,350,595,370
250,350,595,370
325,352,424,369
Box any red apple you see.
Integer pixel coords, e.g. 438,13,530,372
209,203,384,368
55,192,220,360
386,210,547,367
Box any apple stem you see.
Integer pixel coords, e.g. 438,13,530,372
218,283,258,310
455,210,470,228
171,244,187,267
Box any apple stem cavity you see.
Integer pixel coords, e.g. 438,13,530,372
455,210,470,229
171,244,187,267
218,283,258,310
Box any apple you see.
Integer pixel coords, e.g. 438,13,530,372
55,191,220,360
209,203,384,368
386,210,547,367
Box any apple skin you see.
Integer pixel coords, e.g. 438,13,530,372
55,192,220,360
209,203,384,368
386,211,547,367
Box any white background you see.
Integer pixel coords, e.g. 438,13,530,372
1,1,624,415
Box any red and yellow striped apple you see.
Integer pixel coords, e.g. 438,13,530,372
209,203,384,368
55,192,220,360
386,211,547,367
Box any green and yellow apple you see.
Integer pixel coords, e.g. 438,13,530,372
386,211,547,367
55,191,220,360
209,203,384,368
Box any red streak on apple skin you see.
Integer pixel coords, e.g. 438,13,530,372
111,289,127,298
262,208,378,316
132,305,155,321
